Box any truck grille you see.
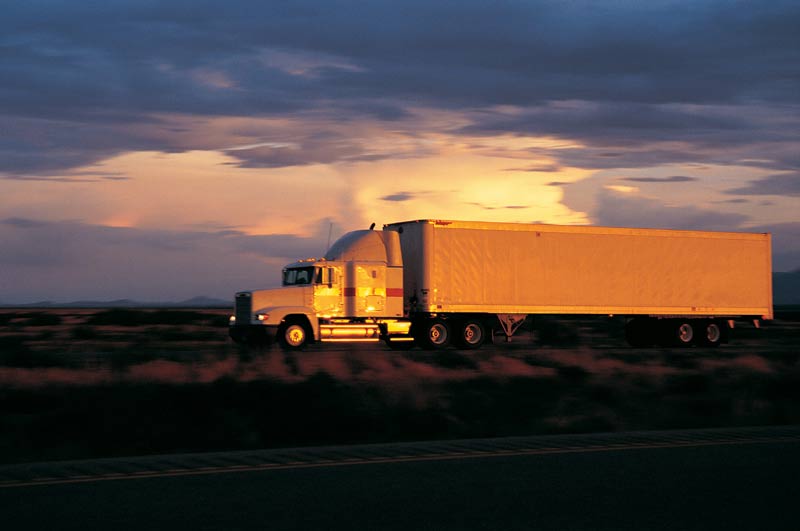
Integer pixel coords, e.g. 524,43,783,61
235,293,252,324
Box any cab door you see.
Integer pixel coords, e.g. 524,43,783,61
313,265,344,317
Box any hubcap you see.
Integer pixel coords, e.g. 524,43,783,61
463,323,482,345
429,323,448,345
286,325,305,347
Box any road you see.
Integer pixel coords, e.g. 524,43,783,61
2,427,798,530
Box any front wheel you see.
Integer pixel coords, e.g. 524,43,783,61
279,319,310,350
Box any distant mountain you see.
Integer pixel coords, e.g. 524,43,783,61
774,270,800,305
0,296,230,309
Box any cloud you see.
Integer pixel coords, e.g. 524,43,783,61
0,217,329,303
726,172,800,197
621,176,698,183
0,1,798,175
466,202,530,211
584,188,750,232
380,192,415,202
712,198,749,204
504,163,561,173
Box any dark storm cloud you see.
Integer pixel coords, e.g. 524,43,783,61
725,172,800,197
461,102,800,170
1,0,798,173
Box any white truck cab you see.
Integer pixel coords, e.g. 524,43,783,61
229,228,410,348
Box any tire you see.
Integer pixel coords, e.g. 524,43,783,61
418,319,450,349
698,320,723,348
279,319,311,350
673,320,695,347
455,319,486,349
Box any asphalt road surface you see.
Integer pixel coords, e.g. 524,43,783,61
2,427,798,531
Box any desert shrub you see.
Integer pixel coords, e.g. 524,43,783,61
534,318,581,346
0,336,30,360
207,314,232,327
557,364,590,383
0,337,77,368
410,350,479,370
108,348,160,371
0,312,19,326
87,309,208,326
24,313,62,326
72,326,98,340
149,328,221,342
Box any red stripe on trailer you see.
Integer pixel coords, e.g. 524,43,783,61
387,288,404,297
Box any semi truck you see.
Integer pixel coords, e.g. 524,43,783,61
229,219,773,349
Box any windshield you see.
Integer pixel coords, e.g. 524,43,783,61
282,266,316,286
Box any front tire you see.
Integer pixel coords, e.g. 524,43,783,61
279,319,311,350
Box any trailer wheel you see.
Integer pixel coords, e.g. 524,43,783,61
698,320,723,348
420,319,450,349
456,320,485,349
279,318,311,350
673,320,695,347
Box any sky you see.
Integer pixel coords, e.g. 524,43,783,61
1,0,798,303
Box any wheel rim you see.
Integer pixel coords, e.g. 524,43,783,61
429,323,448,346
706,323,721,343
463,323,483,345
678,323,694,343
285,325,306,347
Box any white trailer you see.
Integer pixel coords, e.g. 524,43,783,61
229,219,772,349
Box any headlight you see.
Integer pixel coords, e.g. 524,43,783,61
257,313,269,321
229,315,236,324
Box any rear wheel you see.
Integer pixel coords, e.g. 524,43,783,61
673,320,695,347
279,319,311,350
698,320,723,348
456,320,486,349
419,319,450,349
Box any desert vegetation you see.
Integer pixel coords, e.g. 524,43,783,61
0,308,798,464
